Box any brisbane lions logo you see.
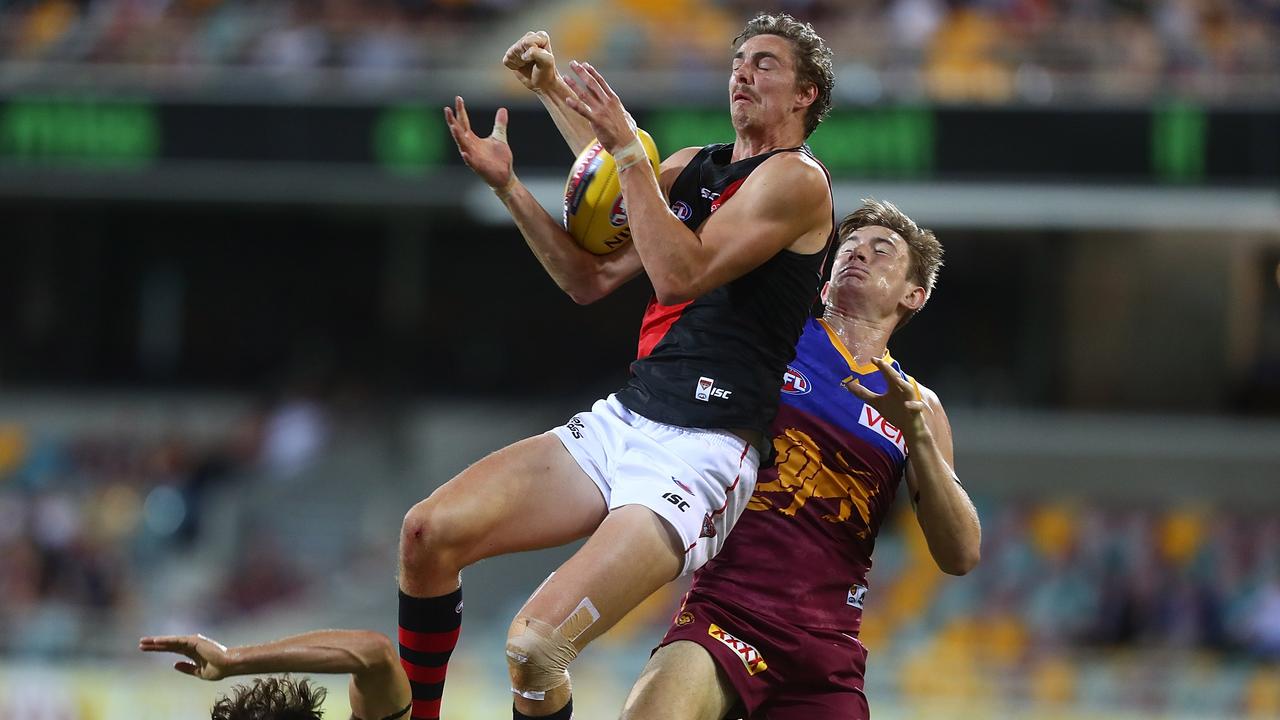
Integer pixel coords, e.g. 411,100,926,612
748,427,878,538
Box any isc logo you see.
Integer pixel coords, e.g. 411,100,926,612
695,376,733,402
662,492,690,512
859,405,907,456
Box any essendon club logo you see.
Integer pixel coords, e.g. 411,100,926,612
695,376,732,402
699,513,716,539
859,405,907,456
708,624,767,675
609,195,627,227
781,366,811,395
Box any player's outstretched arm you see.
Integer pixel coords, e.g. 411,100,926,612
563,62,831,304
502,31,596,155
139,630,412,720
444,95,643,304
846,362,981,575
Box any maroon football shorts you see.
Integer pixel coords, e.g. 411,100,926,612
658,591,869,719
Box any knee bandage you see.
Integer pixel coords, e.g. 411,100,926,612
505,599,601,700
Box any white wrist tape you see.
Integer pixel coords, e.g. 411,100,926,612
494,173,519,200
612,135,647,171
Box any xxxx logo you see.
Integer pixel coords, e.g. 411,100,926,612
708,623,768,675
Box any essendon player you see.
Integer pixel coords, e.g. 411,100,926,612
411,13,835,720
140,630,411,720
622,201,982,720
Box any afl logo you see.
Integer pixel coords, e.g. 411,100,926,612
671,200,693,221
609,195,627,227
781,366,811,395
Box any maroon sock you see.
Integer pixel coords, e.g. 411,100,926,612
398,587,462,720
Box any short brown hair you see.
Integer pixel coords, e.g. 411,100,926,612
838,198,943,328
211,677,326,720
733,13,834,137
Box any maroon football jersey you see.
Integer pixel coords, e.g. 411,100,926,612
685,318,912,633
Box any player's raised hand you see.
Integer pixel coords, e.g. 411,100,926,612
444,96,514,191
139,633,234,680
503,31,559,94
843,356,929,439
563,61,637,154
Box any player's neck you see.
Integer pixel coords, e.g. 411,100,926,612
821,306,893,367
731,125,804,161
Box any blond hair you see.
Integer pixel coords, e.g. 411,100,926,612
837,198,943,328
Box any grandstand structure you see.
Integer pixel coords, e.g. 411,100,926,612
1,1,1279,718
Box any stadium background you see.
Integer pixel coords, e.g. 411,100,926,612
1,0,1279,717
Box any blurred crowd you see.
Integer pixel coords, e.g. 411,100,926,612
0,0,1277,102
0,395,333,657
854,501,1280,713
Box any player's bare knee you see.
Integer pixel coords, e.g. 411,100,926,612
399,497,469,575
505,616,579,700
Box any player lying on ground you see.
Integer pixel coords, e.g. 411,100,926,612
406,12,835,720
619,200,982,720
139,629,411,720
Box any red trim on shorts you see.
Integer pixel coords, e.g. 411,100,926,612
398,626,460,654
710,443,752,517
636,297,693,360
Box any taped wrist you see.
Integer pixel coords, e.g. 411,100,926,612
494,174,519,200
611,135,647,172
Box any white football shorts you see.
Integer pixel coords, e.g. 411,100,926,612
549,393,760,575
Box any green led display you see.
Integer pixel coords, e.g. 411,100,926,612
648,107,934,178
0,98,158,167
1152,102,1206,183
374,104,445,176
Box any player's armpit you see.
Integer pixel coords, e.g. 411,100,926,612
663,152,831,302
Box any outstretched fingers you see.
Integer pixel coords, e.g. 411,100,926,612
580,62,618,100
139,635,190,653
871,356,917,397
453,96,472,133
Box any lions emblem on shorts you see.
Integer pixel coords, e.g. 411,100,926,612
676,611,694,627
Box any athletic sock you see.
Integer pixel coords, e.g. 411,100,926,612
513,696,573,720
398,586,463,720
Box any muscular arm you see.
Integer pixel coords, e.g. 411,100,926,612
503,147,699,304
903,385,981,576
498,180,644,305
618,151,831,305
141,630,410,720
535,77,597,155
